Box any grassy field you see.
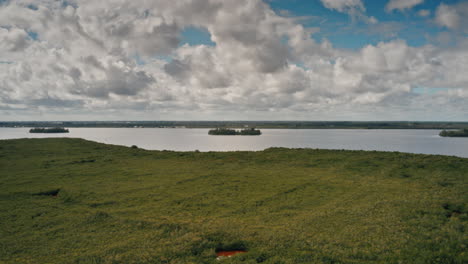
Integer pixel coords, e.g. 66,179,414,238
0,138,466,264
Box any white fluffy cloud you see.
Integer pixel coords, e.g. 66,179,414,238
435,2,468,32
0,27,31,53
320,0,377,24
385,0,424,12
0,0,467,120
320,0,364,12
418,9,430,17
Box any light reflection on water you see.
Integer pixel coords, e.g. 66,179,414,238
0,128,467,158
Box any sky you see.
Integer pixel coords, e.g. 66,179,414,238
0,0,468,121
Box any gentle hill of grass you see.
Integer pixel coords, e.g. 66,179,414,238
0,138,466,264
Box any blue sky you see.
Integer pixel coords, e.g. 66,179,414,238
181,0,465,49
270,0,465,49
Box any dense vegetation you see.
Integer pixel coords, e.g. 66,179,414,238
29,127,69,133
209,128,261,135
2,121,468,129
0,138,466,264
440,129,468,137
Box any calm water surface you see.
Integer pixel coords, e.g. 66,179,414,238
0,128,467,158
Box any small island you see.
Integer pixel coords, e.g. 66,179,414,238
208,128,261,136
29,127,70,133
439,129,468,137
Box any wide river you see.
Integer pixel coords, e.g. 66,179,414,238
0,128,467,158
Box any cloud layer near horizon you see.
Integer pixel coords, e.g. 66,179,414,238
0,0,467,120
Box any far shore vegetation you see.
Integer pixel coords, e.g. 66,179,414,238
208,127,261,135
440,128,468,137
29,127,69,133
2,121,468,129
0,138,466,263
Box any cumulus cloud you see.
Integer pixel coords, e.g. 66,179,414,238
320,0,377,24
435,2,468,32
385,0,424,12
320,0,365,12
0,27,31,53
417,9,430,17
0,0,467,120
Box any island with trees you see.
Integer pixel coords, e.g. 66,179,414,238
208,128,261,135
439,129,468,137
29,127,70,133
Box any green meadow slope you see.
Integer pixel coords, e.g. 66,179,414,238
0,138,466,264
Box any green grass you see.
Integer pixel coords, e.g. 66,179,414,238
0,138,466,264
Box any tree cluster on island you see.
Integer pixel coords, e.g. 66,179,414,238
29,127,70,133
439,129,468,137
208,127,261,135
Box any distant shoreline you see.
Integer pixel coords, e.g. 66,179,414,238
2,121,468,130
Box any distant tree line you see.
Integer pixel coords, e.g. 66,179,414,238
2,121,467,129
